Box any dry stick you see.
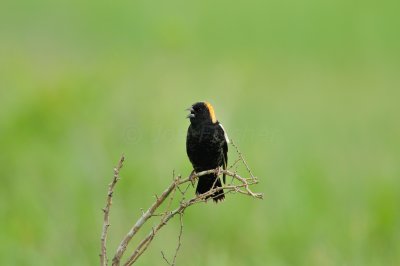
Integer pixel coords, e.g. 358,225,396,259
227,157,241,171
161,251,171,265
112,178,179,266
128,171,260,265
126,200,208,265
112,170,212,266
230,140,255,179
163,178,178,217
224,169,263,199
110,145,262,266
101,141,261,266
122,170,262,265
171,211,184,266
124,199,200,265
161,211,184,266
100,155,125,266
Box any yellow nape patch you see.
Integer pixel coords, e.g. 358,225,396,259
204,102,217,123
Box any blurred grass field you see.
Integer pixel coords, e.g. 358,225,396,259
1,1,399,265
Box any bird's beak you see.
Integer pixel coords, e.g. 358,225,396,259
186,107,195,119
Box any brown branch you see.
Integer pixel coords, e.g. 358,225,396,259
100,154,125,266
161,252,170,264
103,142,262,266
111,177,180,266
230,140,256,179
124,202,189,265
121,169,262,265
112,171,206,266
160,211,184,266
172,212,184,265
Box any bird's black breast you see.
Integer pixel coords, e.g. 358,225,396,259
186,123,226,172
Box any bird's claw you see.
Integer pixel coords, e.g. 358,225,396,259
215,166,223,176
189,170,197,187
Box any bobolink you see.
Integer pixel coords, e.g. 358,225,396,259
186,102,229,202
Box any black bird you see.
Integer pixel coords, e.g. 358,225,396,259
186,102,229,202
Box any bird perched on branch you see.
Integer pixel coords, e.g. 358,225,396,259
186,102,229,202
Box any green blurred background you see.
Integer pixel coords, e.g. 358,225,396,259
1,0,399,265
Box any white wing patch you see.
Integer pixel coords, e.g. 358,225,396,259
219,123,230,144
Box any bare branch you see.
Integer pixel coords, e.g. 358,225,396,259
103,142,262,266
122,169,262,265
100,154,125,266
161,251,171,265
111,177,180,266
160,211,184,266
230,140,255,179
171,211,184,265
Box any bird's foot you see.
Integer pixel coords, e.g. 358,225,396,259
189,170,197,187
215,166,223,176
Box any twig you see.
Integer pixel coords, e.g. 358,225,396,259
103,142,262,266
230,140,255,179
122,169,262,265
100,154,125,266
160,211,184,266
172,211,184,265
112,178,180,266
227,158,241,170
161,251,171,265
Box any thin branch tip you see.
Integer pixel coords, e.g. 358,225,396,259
102,143,263,266
100,155,125,266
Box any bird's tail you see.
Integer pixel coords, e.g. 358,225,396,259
196,173,224,202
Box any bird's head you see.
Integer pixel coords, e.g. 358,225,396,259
186,102,217,125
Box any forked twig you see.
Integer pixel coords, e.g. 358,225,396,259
112,177,181,266
100,154,125,266
230,140,255,179
113,169,262,266
160,211,184,266
102,142,262,266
